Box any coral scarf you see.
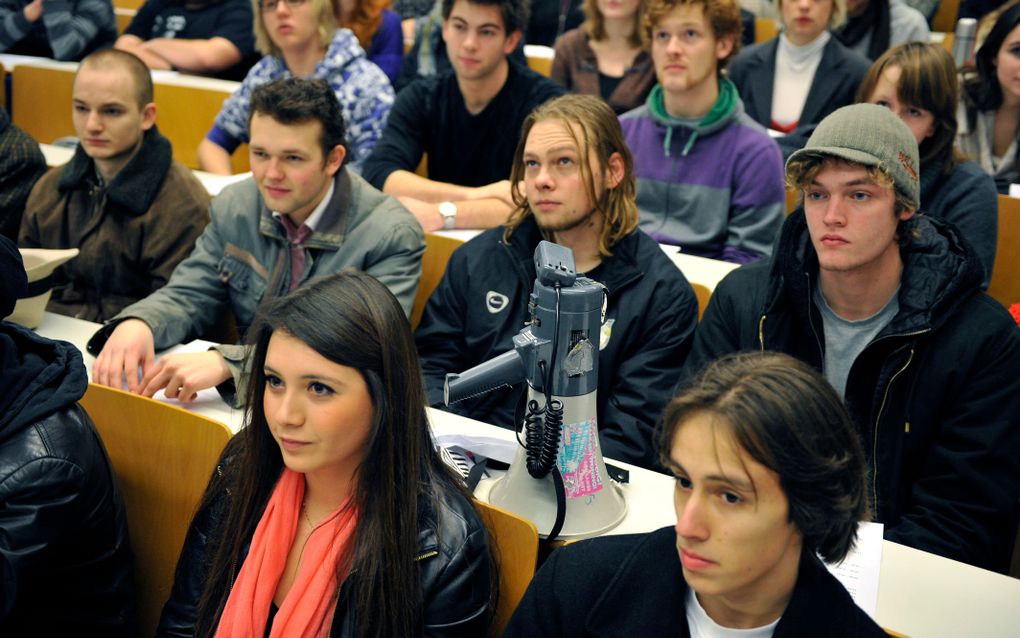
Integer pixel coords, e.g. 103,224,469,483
216,469,357,638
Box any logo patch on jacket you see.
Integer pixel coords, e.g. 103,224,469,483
486,291,510,314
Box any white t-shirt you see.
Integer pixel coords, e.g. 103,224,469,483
686,588,781,638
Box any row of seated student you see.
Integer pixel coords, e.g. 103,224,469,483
1,0,1005,257
1,230,899,635
0,0,406,81
0,0,583,85
10,49,1010,586
0,52,1017,636
1,0,1018,564
0,0,1008,313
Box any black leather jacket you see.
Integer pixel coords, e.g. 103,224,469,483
157,466,492,636
0,322,135,636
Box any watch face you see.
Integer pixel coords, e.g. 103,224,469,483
439,201,457,229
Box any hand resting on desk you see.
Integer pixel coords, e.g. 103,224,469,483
140,351,232,402
92,319,155,392
92,320,231,401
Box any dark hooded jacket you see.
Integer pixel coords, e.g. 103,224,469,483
0,321,135,635
415,218,699,470
686,211,1020,573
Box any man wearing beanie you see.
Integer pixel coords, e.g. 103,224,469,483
0,236,135,634
685,103,1020,573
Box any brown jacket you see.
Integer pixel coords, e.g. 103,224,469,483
20,127,210,322
551,28,655,115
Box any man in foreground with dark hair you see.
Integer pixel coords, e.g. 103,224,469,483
0,235,135,635
686,103,1020,572
89,78,424,406
505,352,886,637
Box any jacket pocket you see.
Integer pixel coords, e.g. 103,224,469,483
218,244,269,323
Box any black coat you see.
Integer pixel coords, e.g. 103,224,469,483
415,218,699,470
728,36,871,158
0,322,135,636
156,469,491,637
504,526,887,637
686,211,1020,572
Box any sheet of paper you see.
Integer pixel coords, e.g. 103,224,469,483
433,432,518,464
141,340,224,407
825,521,884,618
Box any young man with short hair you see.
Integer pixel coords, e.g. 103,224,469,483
20,48,210,322
416,94,699,469
686,103,1020,572
362,0,564,232
90,78,424,406
620,0,785,264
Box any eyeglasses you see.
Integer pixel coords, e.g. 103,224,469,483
260,0,306,10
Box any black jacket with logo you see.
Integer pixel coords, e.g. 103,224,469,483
415,218,699,469
0,321,135,635
686,211,1020,572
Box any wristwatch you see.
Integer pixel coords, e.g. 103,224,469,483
438,201,458,230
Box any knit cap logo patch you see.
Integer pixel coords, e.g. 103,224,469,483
898,151,918,182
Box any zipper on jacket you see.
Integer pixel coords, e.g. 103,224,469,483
871,344,916,510
757,315,766,351
415,549,439,562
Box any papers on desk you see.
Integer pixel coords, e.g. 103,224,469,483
433,432,518,465
826,521,884,618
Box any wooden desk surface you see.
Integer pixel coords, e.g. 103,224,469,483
30,311,1020,638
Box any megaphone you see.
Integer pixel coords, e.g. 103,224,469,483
445,241,626,539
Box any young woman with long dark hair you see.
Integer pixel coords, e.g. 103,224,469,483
157,271,493,637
